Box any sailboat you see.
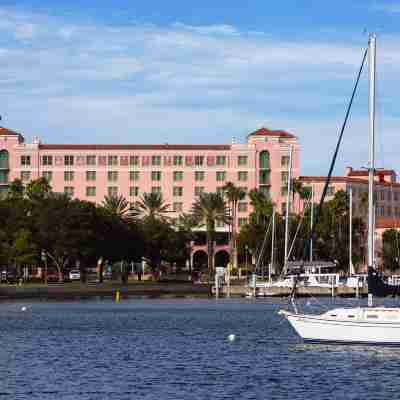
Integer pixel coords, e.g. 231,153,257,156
279,34,400,346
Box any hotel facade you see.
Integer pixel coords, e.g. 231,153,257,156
0,126,300,229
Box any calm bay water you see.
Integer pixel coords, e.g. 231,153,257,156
1,297,400,400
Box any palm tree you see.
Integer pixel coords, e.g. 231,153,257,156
101,194,137,221
248,188,274,223
223,182,246,270
135,192,170,220
191,192,230,284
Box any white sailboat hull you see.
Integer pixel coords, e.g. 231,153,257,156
280,309,400,346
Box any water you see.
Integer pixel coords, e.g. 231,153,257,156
1,297,400,400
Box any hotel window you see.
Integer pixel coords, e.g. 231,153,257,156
86,186,96,197
195,186,204,196
216,171,226,182
216,155,226,166
395,192,399,201
388,191,392,201
281,155,290,168
326,186,335,196
21,155,31,166
152,155,161,166
42,155,53,166
129,155,139,166
152,171,162,181
42,171,53,182
64,171,74,181
108,186,118,197
152,186,161,194
238,156,247,166
130,186,139,197
238,171,248,182
108,155,118,166
173,202,183,212
281,171,289,184
173,186,183,197
64,155,74,166
387,206,392,217
173,171,183,181
380,191,385,201
130,171,140,181
238,202,248,212
86,171,96,181
173,155,183,166
108,171,118,182
86,155,96,166
281,186,288,196
20,171,31,182
216,187,224,196
64,187,74,197
195,171,205,181
195,156,204,166
238,218,248,227
260,170,270,185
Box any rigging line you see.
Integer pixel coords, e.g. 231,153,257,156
287,195,312,263
255,217,272,274
303,46,369,261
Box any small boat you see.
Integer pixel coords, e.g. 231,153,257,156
280,34,400,346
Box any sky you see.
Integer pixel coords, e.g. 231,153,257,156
0,0,399,175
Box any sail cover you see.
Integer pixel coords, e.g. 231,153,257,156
368,267,400,297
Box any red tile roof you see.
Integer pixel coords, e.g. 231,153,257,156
0,126,22,136
39,144,231,151
347,169,396,177
376,218,400,229
247,127,296,139
299,176,400,188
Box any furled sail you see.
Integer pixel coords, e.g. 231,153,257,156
368,267,400,297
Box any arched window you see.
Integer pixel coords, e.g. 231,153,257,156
259,150,270,191
0,150,9,188
0,150,9,169
259,151,270,169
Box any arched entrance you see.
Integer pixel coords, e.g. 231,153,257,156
192,250,208,272
215,250,230,268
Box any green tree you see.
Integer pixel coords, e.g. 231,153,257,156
191,192,230,283
135,192,170,220
382,229,400,272
101,194,137,221
223,182,246,270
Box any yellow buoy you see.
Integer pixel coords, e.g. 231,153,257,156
115,290,120,303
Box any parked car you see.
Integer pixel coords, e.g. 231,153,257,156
46,271,61,283
69,269,81,281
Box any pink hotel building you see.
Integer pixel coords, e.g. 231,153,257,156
0,126,300,228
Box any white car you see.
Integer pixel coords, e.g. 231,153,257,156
69,270,81,281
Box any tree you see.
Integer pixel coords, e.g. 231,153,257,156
8,179,24,200
382,229,400,272
25,177,52,202
191,192,230,283
135,192,170,220
223,182,246,270
101,194,137,221
248,188,274,223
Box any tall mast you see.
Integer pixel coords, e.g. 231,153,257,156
310,184,314,262
367,34,376,273
283,145,293,274
349,186,354,275
270,207,275,282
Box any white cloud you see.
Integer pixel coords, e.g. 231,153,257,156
0,7,399,175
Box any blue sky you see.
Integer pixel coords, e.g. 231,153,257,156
0,1,399,175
